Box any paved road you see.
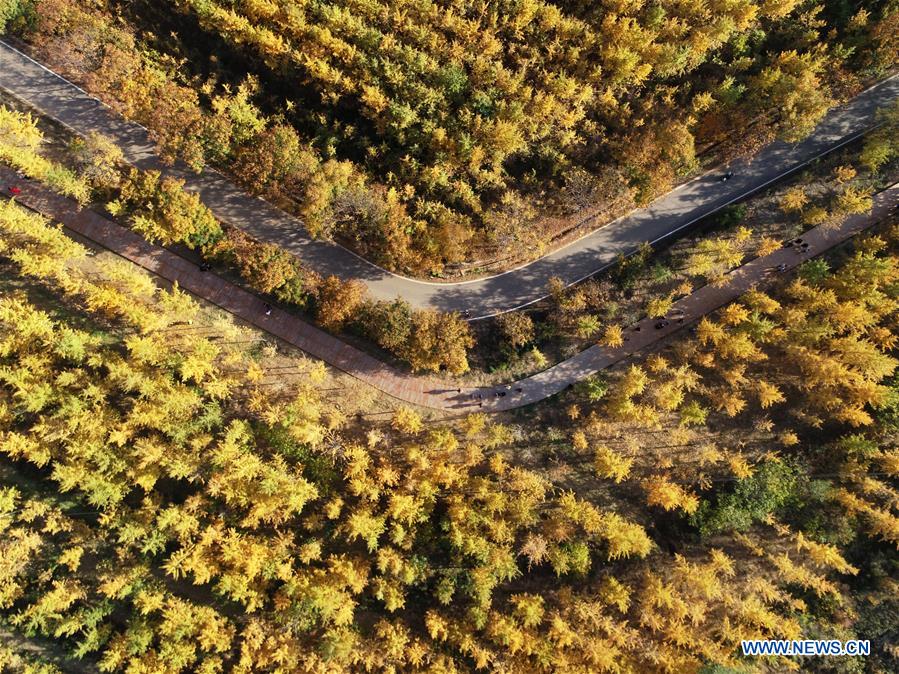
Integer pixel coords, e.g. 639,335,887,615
6,165,896,411
1,40,897,318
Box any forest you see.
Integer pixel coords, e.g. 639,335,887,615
0,92,896,670
0,0,898,672
1,0,896,272
0,160,897,670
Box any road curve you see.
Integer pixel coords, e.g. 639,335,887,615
1,39,897,317
5,164,896,412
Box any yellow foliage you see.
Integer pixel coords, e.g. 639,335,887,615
594,445,633,483
643,476,700,514
391,406,423,434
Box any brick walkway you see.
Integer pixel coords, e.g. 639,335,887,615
3,39,897,317
3,165,896,412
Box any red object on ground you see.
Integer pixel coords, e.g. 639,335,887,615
8,186,21,195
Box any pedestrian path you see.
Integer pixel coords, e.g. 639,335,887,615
2,39,896,317
3,165,896,411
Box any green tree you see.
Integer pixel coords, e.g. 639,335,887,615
692,462,801,535
0,0,35,33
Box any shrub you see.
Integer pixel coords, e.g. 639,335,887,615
210,228,317,307
232,123,317,198
69,132,124,191
496,312,535,349
315,276,367,330
361,298,414,353
402,310,475,374
109,169,222,248
716,204,747,229
614,242,653,288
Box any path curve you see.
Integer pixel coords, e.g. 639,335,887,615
4,165,896,411
1,40,897,318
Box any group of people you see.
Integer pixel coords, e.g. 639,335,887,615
652,307,686,331
788,237,811,255
466,384,524,406
769,238,811,274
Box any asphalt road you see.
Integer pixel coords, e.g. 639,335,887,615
9,162,896,411
1,39,897,318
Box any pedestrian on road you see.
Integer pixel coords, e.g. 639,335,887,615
463,310,472,319
8,186,21,196
263,303,273,316
199,262,211,271
777,263,788,272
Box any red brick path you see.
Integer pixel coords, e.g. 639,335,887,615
3,166,896,412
